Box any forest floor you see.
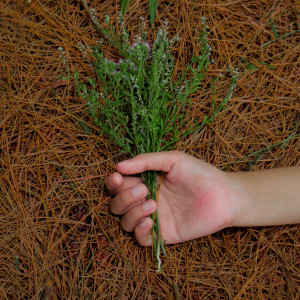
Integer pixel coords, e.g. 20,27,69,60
0,0,299,299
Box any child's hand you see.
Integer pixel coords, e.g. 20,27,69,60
106,151,300,246
105,151,238,246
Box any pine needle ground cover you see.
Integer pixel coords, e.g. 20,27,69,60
0,0,299,298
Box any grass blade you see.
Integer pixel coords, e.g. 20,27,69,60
261,29,300,48
258,61,275,68
120,0,130,15
269,11,279,39
223,131,300,170
149,0,158,27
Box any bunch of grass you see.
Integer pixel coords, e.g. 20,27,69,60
73,11,237,271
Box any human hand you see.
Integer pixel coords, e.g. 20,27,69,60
106,151,239,246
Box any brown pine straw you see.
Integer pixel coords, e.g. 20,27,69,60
0,0,299,298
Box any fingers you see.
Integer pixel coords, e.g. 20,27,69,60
105,172,123,195
116,150,182,175
106,172,142,195
120,200,156,232
110,183,148,215
135,217,153,246
107,152,178,247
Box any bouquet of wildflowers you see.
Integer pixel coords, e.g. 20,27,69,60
74,13,236,272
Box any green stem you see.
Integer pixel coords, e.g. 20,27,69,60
142,170,166,272
261,29,300,48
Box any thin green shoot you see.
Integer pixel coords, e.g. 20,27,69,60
262,29,300,48
222,131,300,170
80,248,97,284
120,0,130,15
149,0,158,27
269,10,279,39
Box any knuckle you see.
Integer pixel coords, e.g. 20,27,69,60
136,234,152,246
109,198,118,214
110,190,131,215
169,150,182,159
120,206,144,232
120,217,132,232
110,194,126,215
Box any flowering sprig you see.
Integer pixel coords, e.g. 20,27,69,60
73,13,237,272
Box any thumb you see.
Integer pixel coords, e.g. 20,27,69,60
117,151,181,175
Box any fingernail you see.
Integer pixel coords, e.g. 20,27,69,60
109,177,116,188
142,201,152,211
140,219,148,228
132,185,144,197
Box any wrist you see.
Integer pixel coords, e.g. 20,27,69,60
226,166,300,227
226,171,260,228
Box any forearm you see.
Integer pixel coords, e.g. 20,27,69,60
229,166,300,227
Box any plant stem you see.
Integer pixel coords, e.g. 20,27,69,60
142,170,166,272
80,0,109,40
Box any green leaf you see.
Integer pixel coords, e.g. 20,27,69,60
258,61,275,68
120,0,130,15
79,122,92,134
245,63,258,70
149,0,158,27
261,29,300,48
74,70,79,81
88,78,96,88
57,74,69,80
243,58,274,70
270,20,279,39
269,10,279,39
70,112,92,134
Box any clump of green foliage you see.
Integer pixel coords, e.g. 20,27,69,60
73,13,237,272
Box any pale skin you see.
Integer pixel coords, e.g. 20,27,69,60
105,151,300,246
